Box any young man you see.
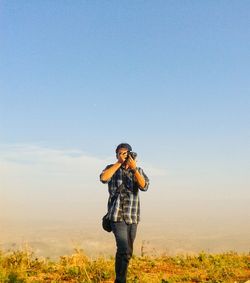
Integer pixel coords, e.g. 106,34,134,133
100,143,149,283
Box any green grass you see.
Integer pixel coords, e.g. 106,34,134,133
0,249,249,282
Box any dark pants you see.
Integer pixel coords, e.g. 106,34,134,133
111,221,137,283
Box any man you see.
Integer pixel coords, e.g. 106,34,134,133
100,143,149,283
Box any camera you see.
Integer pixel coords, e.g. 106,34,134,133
126,151,137,160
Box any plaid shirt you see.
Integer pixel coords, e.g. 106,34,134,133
100,165,149,224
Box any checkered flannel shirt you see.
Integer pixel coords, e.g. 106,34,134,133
100,165,149,224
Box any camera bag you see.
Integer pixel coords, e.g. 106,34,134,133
102,213,112,232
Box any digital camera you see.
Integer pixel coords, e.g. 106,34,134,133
127,151,137,160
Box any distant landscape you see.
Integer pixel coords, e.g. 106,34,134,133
1,213,249,260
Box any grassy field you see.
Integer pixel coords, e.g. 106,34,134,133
0,248,249,282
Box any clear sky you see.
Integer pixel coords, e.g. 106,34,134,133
0,1,250,254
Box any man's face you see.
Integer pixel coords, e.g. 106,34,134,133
117,148,128,162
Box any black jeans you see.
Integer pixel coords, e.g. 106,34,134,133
111,221,137,283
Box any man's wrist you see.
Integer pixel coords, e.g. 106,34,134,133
116,161,122,167
131,167,138,173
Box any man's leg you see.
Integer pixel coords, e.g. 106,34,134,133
127,223,137,259
111,221,137,283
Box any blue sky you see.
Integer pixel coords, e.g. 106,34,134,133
1,0,249,155
1,1,250,234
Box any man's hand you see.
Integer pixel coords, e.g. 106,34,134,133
127,155,137,170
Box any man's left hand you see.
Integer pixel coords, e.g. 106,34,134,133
127,156,137,170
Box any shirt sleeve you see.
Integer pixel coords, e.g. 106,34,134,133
99,164,113,184
137,167,150,191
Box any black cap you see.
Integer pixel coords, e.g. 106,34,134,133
115,143,132,153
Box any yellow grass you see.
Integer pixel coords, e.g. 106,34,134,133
0,248,249,282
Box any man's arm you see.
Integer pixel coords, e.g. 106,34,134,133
100,162,121,183
133,168,146,189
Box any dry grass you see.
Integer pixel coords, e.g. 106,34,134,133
0,248,249,282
